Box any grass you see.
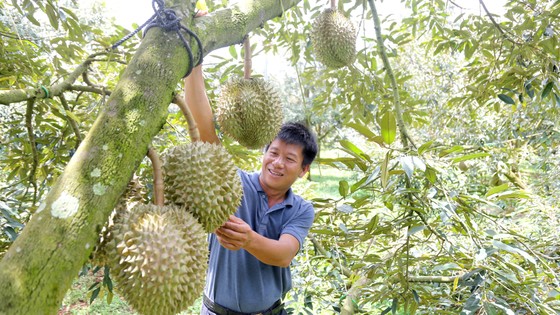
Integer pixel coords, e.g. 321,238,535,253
60,268,203,315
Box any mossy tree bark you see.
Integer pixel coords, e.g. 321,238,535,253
0,0,301,313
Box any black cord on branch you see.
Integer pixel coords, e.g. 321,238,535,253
109,0,204,77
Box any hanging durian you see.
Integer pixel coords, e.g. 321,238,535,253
162,141,242,232
216,36,283,149
311,8,357,68
106,204,207,315
90,176,146,267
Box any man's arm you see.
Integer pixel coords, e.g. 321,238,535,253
183,65,220,144
215,216,300,268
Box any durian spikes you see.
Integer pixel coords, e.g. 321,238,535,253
311,8,357,69
108,204,208,315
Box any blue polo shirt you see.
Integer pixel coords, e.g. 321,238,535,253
204,170,315,313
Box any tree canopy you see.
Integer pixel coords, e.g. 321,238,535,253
1,0,559,314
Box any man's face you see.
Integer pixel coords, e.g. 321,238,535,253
260,139,309,193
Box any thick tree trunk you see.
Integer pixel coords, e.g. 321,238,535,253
0,0,301,313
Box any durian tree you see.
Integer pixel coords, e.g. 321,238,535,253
1,0,560,314
0,0,305,313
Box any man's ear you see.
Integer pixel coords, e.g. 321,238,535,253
299,164,310,178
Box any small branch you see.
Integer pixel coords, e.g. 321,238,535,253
447,0,465,10
479,0,519,45
58,94,82,149
68,85,111,96
147,147,164,207
172,93,200,141
368,0,416,150
243,36,252,79
330,0,336,10
309,234,352,277
408,275,461,283
340,276,371,315
82,71,100,88
0,52,116,105
25,99,38,204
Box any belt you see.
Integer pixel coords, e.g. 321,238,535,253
203,295,284,315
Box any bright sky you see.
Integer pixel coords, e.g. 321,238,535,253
97,0,506,77
104,0,506,29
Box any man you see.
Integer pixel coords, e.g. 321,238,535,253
184,65,318,315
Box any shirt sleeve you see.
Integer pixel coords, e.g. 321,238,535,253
281,201,315,250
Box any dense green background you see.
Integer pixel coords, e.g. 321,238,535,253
1,0,559,314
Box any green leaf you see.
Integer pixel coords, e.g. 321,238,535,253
339,140,371,162
418,140,434,155
26,11,41,26
89,287,100,304
380,112,397,145
412,289,420,303
229,45,238,59
451,152,491,163
433,262,461,271
45,3,59,30
346,122,377,140
494,190,531,200
400,156,415,178
425,166,437,184
381,151,390,189
338,180,349,197
460,292,482,315
542,81,553,99
492,240,536,264
407,225,425,235
391,298,398,314
439,145,464,158
498,94,515,104
485,301,514,315
336,204,353,214
485,183,509,197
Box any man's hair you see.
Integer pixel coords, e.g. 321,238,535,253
266,122,318,167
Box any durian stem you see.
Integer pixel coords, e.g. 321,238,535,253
243,36,252,80
147,147,164,206
172,93,201,142
330,0,336,10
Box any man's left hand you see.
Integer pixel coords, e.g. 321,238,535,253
215,215,253,251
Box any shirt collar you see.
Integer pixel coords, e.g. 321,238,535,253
252,172,294,207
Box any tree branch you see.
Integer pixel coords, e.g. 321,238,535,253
341,276,371,315
309,234,352,277
25,99,38,204
58,94,82,149
68,85,111,96
172,93,200,141
0,52,112,105
368,0,416,150
147,148,164,206
478,0,520,45
0,1,304,312
243,36,252,79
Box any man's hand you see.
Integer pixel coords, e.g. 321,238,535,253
215,215,253,251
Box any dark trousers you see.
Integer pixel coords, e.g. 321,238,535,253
200,296,287,315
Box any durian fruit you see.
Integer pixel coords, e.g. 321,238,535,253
107,204,207,315
162,142,243,232
90,177,146,267
310,8,357,69
216,76,283,149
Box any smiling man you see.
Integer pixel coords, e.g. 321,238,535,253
184,65,318,315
